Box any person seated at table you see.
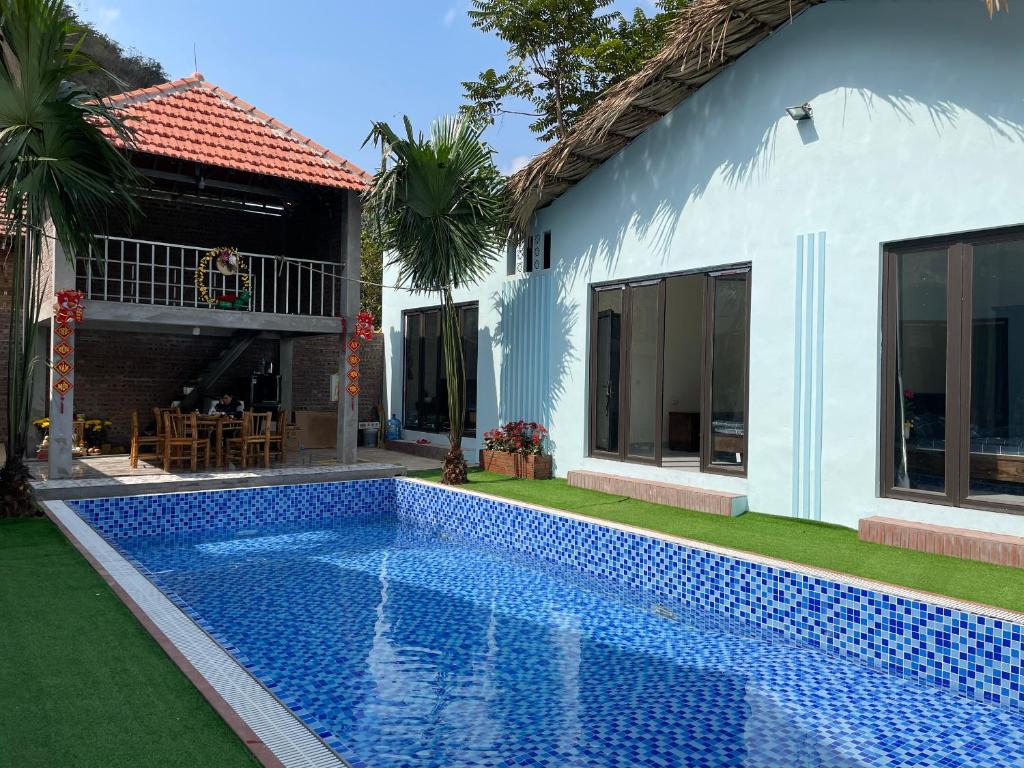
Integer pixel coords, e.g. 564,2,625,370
211,393,243,418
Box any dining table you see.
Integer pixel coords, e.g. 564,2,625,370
195,414,243,468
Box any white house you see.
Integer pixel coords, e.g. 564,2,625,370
383,0,1024,537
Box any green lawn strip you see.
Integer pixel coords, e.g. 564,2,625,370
0,518,260,768
407,469,1024,613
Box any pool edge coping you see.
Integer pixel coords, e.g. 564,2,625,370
40,499,351,768
397,477,1024,626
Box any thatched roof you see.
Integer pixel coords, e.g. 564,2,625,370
507,0,1011,230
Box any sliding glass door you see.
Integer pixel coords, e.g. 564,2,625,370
592,287,623,456
589,268,750,474
625,282,664,461
702,273,751,473
882,230,1024,513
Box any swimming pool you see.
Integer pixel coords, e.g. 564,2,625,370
69,479,1024,768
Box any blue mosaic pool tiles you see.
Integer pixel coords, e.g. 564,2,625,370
393,479,1024,710
70,479,395,538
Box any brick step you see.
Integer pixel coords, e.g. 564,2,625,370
859,516,1024,569
567,470,747,516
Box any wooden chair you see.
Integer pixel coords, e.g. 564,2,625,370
130,411,163,468
225,411,272,469
153,406,180,440
268,409,289,465
163,412,210,472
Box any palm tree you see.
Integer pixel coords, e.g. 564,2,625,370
363,116,503,484
0,0,139,515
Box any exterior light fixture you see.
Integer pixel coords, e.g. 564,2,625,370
786,103,813,121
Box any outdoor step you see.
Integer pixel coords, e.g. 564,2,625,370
859,516,1024,569
567,470,748,517
386,439,449,462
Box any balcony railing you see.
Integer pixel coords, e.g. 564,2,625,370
75,235,343,317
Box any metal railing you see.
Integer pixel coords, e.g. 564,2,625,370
75,235,343,317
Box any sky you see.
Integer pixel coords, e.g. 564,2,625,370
71,0,654,178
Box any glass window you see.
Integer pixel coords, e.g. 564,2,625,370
968,240,1024,504
402,304,478,435
883,231,1024,512
588,268,750,474
705,274,750,472
462,305,479,435
627,283,661,459
404,313,422,429
890,250,949,494
592,288,623,454
422,310,441,430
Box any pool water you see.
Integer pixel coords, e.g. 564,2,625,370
116,514,1024,768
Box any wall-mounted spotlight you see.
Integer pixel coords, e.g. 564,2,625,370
786,103,813,121
786,102,811,120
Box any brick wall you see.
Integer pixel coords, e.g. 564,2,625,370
75,329,278,446
71,328,383,447
292,332,383,422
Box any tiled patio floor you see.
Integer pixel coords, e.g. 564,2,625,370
28,447,441,500
29,447,440,481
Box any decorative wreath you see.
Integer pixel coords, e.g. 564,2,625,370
196,247,251,306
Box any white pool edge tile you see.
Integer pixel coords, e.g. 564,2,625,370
43,500,350,768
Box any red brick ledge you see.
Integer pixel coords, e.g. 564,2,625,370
42,505,287,768
859,516,1024,570
567,469,747,516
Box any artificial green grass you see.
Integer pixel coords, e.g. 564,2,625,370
0,517,260,768
408,469,1024,613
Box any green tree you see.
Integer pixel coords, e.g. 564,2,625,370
64,9,167,96
363,116,503,484
0,0,140,515
461,0,684,143
359,219,383,321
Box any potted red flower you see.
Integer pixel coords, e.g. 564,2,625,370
479,421,552,479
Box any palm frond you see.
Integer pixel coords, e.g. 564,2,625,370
0,0,143,487
362,115,504,476
363,114,504,294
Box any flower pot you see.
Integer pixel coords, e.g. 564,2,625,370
479,449,552,480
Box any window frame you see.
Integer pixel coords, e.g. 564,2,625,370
700,270,753,478
401,301,479,437
880,226,1024,515
587,264,751,476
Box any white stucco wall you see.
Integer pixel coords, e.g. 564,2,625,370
383,0,1024,535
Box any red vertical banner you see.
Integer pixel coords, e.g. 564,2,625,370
53,290,85,414
343,311,375,411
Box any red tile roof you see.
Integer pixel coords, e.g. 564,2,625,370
103,73,369,192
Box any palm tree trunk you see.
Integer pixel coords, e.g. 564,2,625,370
440,288,468,484
2,220,45,516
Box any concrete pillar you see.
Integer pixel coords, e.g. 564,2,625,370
48,242,76,479
337,189,361,464
279,336,294,415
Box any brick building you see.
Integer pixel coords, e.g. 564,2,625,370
30,73,380,474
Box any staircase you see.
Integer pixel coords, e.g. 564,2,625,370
179,330,261,412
